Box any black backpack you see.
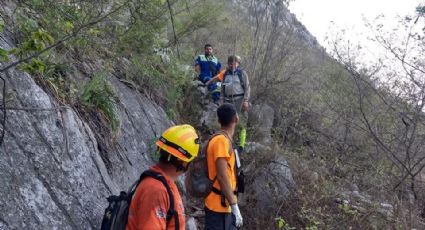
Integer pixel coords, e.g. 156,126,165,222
100,170,179,230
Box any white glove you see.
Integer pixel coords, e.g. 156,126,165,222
231,204,243,228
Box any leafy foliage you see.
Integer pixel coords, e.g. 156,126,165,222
276,217,296,230
1,0,225,143
0,48,8,62
21,58,46,74
126,54,193,120
0,17,4,32
112,1,167,56
82,73,120,132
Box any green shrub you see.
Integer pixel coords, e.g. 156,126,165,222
81,72,120,132
127,54,193,121
276,217,296,230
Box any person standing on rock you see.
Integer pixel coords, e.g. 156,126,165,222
204,103,243,230
126,125,200,230
195,44,222,104
208,55,250,152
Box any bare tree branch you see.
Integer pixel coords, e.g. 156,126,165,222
166,0,180,58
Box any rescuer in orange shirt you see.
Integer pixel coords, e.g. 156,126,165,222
204,103,243,229
126,125,201,230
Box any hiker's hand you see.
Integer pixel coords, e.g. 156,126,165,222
231,204,243,228
206,76,217,85
242,101,249,112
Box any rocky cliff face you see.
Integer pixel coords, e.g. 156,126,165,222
234,0,321,50
0,33,172,229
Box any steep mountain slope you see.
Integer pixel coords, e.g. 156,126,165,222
0,32,172,229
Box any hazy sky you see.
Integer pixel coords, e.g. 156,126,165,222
289,0,424,49
289,0,425,90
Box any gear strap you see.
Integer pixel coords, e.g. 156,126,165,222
211,187,237,207
140,170,180,230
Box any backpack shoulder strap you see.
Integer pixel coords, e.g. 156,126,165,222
222,69,230,83
222,71,228,96
140,170,180,230
205,131,233,176
204,131,233,180
237,69,245,91
219,131,233,155
207,131,232,155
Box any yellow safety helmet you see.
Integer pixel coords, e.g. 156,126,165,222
156,124,200,162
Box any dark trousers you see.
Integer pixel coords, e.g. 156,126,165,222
204,207,236,230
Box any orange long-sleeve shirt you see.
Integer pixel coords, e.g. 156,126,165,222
126,165,185,230
216,69,226,81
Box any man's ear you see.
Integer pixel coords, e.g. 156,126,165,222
233,114,239,124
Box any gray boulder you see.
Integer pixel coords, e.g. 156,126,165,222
200,102,220,132
248,104,274,145
244,141,272,153
244,155,295,213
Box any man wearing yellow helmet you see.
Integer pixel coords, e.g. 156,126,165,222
126,124,200,230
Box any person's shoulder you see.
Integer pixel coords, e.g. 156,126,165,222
139,176,168,193
208,134,232,157
239,68,247,74
210,134,229,145
240,69,249,78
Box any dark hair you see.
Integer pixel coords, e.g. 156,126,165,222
227,55,237,63
159,148,175,163
204,44,212,49
158,148,186,172
217,103,237,127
